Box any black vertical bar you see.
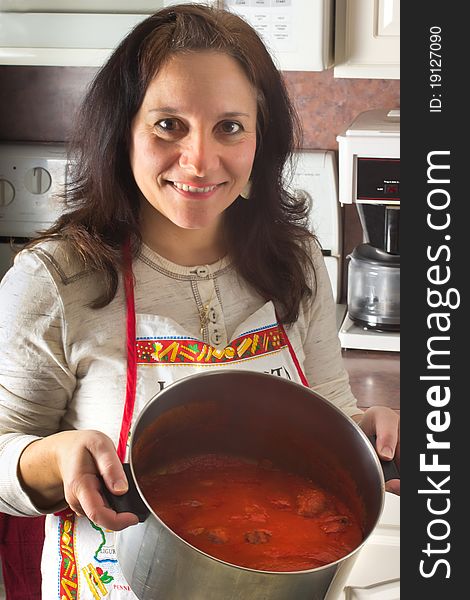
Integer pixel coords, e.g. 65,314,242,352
401,4,465,598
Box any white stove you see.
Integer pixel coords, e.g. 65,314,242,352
340,492,400,598
0,142,67,279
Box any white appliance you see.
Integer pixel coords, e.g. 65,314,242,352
336,109,400,352
0,0,334,71
0,142,67,280
224,0,334,71
289,150,342,304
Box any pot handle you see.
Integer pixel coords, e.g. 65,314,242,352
99,463,150,523
368,435,400,482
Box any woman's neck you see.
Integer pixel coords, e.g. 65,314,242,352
140,209,226,267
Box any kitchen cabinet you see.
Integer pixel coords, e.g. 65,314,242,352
334,0,400,79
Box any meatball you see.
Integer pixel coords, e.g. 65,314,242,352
296,489,328,517
207,528,229,544
187,527,229,544
244,529,273,544
320,515,350,533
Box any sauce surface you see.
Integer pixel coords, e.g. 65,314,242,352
138,453,363,571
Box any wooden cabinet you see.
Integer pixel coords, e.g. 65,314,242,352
334,0,400,79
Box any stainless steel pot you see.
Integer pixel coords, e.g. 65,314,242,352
108,370,396,600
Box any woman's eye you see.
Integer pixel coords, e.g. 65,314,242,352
219,121,242,135
155,119,181,133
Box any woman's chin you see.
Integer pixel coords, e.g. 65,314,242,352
171,213,223,232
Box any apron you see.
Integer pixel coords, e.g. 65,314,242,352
41,249,309,600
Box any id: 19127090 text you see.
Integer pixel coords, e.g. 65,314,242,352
429,26,443,113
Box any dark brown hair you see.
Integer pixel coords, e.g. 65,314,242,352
37,3,315,323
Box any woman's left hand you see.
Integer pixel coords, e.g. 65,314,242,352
353,406,400,495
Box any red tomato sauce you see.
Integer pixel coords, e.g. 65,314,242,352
138,453,363,571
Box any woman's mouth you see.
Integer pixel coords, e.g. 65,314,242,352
172,182,219,193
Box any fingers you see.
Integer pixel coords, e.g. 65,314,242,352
385,479,400,495
85,433,129,496
77,473,139,530
375,411,400,463
357,407,401,497
56,430,139,530
359,406,400,461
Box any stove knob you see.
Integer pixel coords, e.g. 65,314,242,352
0,178,15,207
24,167,52,195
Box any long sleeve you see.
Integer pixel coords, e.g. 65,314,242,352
0,250,75,515
296,240,362,418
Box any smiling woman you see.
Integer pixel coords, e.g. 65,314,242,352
130,51,258,263
0,4,399,600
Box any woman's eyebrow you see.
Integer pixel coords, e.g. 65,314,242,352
148,106,179,114
148,108,252,118
219,111,251,119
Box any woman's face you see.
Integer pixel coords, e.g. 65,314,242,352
130,51,258,234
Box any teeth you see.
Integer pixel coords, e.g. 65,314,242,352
173,182,217,193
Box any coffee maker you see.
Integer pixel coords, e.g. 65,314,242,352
336,109,400,351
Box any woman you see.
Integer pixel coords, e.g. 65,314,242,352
0,4,399,599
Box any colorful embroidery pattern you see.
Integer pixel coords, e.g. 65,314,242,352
58,511,78,600
90,522,117,566
136,324,286,365
58,513,114,599
81,563,110,599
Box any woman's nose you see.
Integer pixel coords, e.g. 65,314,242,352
179,132,220,176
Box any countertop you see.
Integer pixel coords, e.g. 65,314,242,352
341,349,400,414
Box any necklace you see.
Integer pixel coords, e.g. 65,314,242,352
199,287,216,336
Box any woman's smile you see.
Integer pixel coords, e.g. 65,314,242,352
167,180,223,198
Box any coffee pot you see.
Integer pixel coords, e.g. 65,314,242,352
347,202,400,332
347,243,400,331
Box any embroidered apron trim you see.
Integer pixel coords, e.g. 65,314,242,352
136,324,286,365
58,510,78,600
58,512,117,599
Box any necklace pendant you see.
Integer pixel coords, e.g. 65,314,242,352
199,304,209,335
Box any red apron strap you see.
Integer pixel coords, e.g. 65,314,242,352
116,238,138,461
277,319,310,388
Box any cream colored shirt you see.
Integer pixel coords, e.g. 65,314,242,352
0,238,359,516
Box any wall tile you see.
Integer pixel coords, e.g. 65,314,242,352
283,69,400,150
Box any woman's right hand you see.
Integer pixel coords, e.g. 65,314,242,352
19,430,139,531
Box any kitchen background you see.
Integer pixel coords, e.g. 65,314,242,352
0,3,400,597
0,68,399,301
